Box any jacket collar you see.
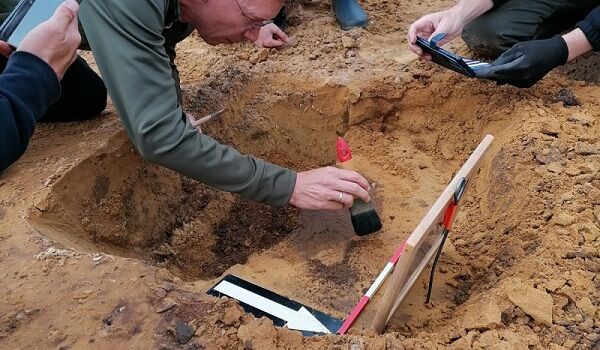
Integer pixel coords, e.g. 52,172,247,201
165,0,182,27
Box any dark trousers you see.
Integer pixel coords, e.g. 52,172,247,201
0,55,107,122
462,0,598,57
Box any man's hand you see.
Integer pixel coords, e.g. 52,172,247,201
17,0,81,80
408,9,466,59
255,23,289,48
288,167,371,210
476,36,568,88
407,0,494,59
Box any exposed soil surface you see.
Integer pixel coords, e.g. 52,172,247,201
1,0,599,349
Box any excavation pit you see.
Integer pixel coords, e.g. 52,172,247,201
27,70,520,335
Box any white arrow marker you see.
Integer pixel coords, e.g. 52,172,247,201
214,280,331,334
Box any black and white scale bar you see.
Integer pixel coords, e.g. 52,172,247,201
463,58,491,70
207,275,342,335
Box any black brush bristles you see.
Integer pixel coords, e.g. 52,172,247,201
350,199,382,236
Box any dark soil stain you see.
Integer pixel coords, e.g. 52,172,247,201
452,274,472,305
161,178,300,280
554,88,580,107
92,176,110,204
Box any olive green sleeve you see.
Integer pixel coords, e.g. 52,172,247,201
78,0,296,207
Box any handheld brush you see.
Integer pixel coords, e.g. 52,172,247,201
336,137,382,236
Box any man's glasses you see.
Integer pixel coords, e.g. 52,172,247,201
232,0,272,30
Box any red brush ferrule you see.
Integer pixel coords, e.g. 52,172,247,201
336,137,353,163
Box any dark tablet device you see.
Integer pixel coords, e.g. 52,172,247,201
0,0,64,47
415,33,490,78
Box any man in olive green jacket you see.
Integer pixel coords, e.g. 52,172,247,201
42,0,368,210
73,0,371,210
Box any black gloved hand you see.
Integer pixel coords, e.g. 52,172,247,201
476,35,569,88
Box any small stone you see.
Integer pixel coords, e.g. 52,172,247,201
545,278,566,292
579,222,599,243
249,49,269,64
194,325,205,337
562,339,576,349
322,45,333,54
554,212,575,227
575,297,596,317
579,317,594,332
173,320,195,344
162,283,174,292
535,148,562,164
462,297,502,331
564,250,583,258
446,279,459,288
155,268,174,283
441,146,454,160
566,114,593,126
238,51,251,61
478,330,500,347
237,318,277,349
156,289,167,298
156,299,177,313
342,36,356,49
505,336,529,350
505,278,553,326
564,166,582,176
513,331,540,347
575,142,600,156
220,306,243,326
450,331,478,349
541,123,560,137
454,239,467,247
547,162,563,174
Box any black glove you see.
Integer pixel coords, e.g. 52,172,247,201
476,35,569,88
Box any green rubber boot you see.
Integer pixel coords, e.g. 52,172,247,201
331,0,368,30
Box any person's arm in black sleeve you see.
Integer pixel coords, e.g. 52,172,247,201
576,6,600,51
0,51,60,172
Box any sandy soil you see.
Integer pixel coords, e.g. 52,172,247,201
1,0,599,349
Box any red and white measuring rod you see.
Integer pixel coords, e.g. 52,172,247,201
337,240,407,334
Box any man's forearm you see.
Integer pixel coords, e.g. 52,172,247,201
450,0,494,24
563,28,593,62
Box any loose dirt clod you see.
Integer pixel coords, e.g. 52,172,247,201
505,278,553,326
462,297,502,331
